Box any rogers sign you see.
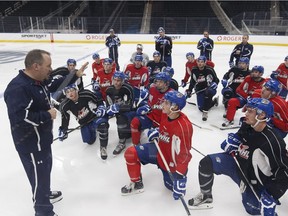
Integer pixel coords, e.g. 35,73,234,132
86,35,107,40
216,35,242,42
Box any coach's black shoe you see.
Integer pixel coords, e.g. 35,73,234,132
49,191,62,204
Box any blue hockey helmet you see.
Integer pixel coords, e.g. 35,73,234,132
134,54,143,62
153,51,161,57
197,55,207,62
164,90,186,110
67,58,76,65
186,52,195,58
113,71,126,81
63,83,78,94
238,57,250,65
157,27,165,33
285,55,288,61
264,79,282,95
155,72,171,83
103,58,113,65
163,66,174,77
92,53,100,60
251,65,264,74
246,98,274,119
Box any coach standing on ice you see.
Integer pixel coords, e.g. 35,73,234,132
155,27,173,67
4,49,87,216
105,28,121,70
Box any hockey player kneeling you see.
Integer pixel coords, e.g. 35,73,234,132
188,98,288,216
121,90,193,199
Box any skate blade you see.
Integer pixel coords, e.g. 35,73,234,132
188,203,213,210
121,188,144,196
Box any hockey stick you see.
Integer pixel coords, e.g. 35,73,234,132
231,153,260,201
153,139,191,216
186,101,196,106
192,122,212,131
210,124,241,131
53,124,82,141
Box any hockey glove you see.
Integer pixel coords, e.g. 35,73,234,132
173,175,187,200
221,79,229,88
92,80,100,92
260,190,277,216
270,71,278,79
95,105,106,118
209,82,218,90
136,104,151,115
58,127,68,141
180,80,187,88
220,133,242,154
229,61,234,68
137,88,149,107
147,127,159,142
185,89,192,98
107,104,120,116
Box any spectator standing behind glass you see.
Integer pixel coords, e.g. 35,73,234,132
105,28,121,70
229,34,253,68
155,27,173,67
197,30,214,60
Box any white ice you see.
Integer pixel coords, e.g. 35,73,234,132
0,41,287,216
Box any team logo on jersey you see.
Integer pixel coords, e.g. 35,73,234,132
159,132,170,143
197,75,205,83
77,107,89,119
101,80,111,87
152,104,163,110
238,144,249,159
131,74,141,81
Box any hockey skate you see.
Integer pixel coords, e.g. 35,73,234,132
121,180,144,196
49,191,63,204
202,111,208,121
113,138,126,156
222,119,234,127
188,192,213,210
100,146,108,160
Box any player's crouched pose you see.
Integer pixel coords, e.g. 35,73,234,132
188,98,288,216
59,83,109,160
121,90,193,200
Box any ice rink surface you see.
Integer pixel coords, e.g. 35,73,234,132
0,41,287,216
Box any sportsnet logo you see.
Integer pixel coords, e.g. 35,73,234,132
131,74,141,80
152,104,162,110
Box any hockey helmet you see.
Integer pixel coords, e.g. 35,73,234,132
113,71,126,81
63,83,78,94
264,79,282,95
186,52,195,58
153,51,161,57
238,57,250,65
92,53,100,60
246,98,274,119
67,58,76,65
103,58,113,65
154,72,171,83
251,65,264,74
134,54,143,62
164,90,186,110
163,66,174,77
197,55,207,62
285,55,288,61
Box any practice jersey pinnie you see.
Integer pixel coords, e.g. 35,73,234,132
60,89,104,129
146,85,172,126
105,82,135,112
157,112,193,175
124,64,149,89
222,67,250,92
236,75,266,99
235,123,288,198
